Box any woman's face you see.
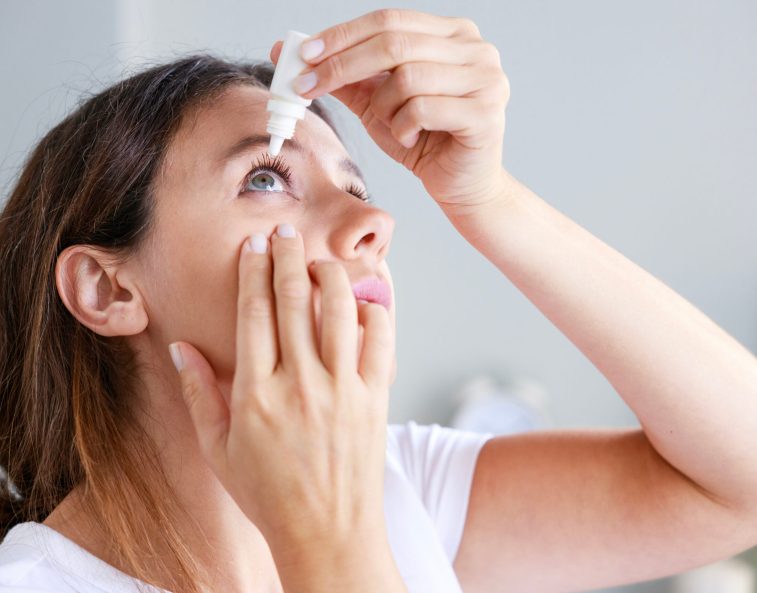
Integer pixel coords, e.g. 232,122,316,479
135,84,396,385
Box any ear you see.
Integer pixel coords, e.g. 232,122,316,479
55,245,149,337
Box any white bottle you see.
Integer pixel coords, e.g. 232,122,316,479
267,30,313,156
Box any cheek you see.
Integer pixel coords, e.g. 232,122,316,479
148,233,241,381
146,227,396,383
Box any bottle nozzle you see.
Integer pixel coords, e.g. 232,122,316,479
266,31,312,158
268,134,285,156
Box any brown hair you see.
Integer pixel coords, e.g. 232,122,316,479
0,55,339,593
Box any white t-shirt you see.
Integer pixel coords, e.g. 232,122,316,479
0,421,492,593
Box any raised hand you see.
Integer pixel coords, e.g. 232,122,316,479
169,223,395,556
271,9,511,217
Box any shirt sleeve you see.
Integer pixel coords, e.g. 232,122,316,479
387,421,494,563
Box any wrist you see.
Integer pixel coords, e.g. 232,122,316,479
441,168,521,237
440,167,517,218
270,532,406,593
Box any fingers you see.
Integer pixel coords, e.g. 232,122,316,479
170,342,230,476
270,224,319,373
270,40,283,64
236,233,279,385
357,301,394,391
368,62,491,127
305,9,474,64
296,32,480,100
308,262,358,377
233,223,390,401
391,95,507,149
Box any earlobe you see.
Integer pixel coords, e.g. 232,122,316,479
55,245,148,337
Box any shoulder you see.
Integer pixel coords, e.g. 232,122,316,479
0,523,72,591
387,420,493,481
386,420,493,516
0,521,167,592
386,421,494,562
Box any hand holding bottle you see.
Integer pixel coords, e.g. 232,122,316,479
270,9,511,219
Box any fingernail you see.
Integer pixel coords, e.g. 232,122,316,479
249,233,268,253
293,71,317,95
169,343,183,371
400,131,420,148
300,38,324,61
276,223,296,238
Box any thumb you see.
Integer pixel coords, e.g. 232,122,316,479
169,342,229,475
270,40,283,64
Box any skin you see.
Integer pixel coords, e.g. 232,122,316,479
45,8,757,593
47,86,398,593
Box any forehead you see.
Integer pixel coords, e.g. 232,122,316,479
166,85,349,166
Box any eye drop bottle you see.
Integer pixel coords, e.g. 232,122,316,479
266,30,313,156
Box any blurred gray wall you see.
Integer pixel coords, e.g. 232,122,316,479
1,0,755,433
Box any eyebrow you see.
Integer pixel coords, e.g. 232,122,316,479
220,133,368,187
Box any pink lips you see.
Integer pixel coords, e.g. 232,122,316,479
351,277,392,310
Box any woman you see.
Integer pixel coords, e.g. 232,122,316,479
1,8,756,593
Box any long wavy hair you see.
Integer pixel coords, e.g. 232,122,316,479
0,55,339,593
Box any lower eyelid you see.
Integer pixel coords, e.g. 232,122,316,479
245,189,300,202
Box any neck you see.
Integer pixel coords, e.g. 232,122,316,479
44,336,283,593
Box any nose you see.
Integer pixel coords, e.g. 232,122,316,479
329,204,395,262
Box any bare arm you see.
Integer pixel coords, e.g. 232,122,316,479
448,169,757,593
452,169,757,508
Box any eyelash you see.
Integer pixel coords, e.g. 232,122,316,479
243,153,373,203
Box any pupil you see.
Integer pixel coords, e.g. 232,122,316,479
253,173,275,189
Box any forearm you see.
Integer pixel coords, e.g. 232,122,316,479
447,169,757,510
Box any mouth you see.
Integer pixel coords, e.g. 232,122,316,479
351,277,392,310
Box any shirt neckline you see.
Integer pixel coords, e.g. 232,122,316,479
5,521,172,593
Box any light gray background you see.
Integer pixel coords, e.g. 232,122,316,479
1,2,755,592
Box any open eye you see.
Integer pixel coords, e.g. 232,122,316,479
239,153,373,203
245,171,285,193
240,153,293,196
